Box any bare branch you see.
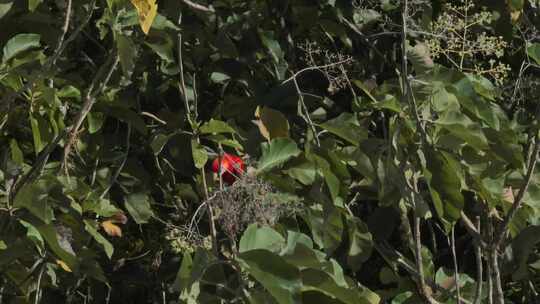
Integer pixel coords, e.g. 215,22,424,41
473,217,483,304
495,135,540,248
180,0,215,13
450,226,462,304
62,53,120,173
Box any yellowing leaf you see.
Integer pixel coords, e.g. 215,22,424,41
101,220,123,237
503,186,514,203
56,259,72,272
129,0,158,35
253,106,289,141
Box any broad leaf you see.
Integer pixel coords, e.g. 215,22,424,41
237,249,302,304
239,224,286,253
129,0,157,35
424,148,465,229
258,138,301,173
317,113,367,146
254,106,290,140
124,193,154,224
2,33,41,63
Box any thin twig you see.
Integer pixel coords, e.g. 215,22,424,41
473,217,483,304
62,53,120,173
282,58,352,85
487,215,494,304
451,226,461,304
99,124,131,199
177,21,218,254
494,135,540,248
460,211,486,248
180,0,215,13
33,265,45,304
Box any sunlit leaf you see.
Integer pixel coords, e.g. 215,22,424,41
101,220,122,237
129,0,158,35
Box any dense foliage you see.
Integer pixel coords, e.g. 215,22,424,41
1,0,540,303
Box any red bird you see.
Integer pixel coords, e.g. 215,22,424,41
211,153,245,185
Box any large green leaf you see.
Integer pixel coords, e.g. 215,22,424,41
301,269,380,304
237,249,302,304
199,119,237,134
346,217,373,272
13,178,57,224
116,34,137,79
191,140,208,169
239,224,286,253
317,113,367,146
0,1,13,19
84,220,114,259
424,148,465,229
435,109,488,151
258,138,301,173
527,43,540,65
2,33,41,63
124,193,154,224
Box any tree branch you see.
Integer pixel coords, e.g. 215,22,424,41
62,52,119,173
495,135,540,248
180,0,215,13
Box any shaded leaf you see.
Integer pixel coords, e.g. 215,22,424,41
237,249,302,304
254,106,290,140
424,148,465,229
527,43,540,65
124,192,154,224
317,113,367,146
84,220,114,259
2,33,41,63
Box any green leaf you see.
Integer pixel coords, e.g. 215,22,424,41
424,148,465,229
258,138,301,173
199,119,237,134
84,220,114,259
19,220,44,254
0,240,5,250
191,140,208,169
346,217,373,272
28,0,42,11
285,161,317,185
13,178,57,224
317,113,367,146
2,33,41,63
87,112,105,134
255,106,290,140
301,269,380,304
150,133,171,155
34,223,78,272
124,193,154,224
259,31,284,63
239,224,286,253
30,114,52,154
116,34,137,79
435,110,488,151
527,43,540,65
172,251,193,292
237,249,302,304
9,139,23,165
0,1,13,19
